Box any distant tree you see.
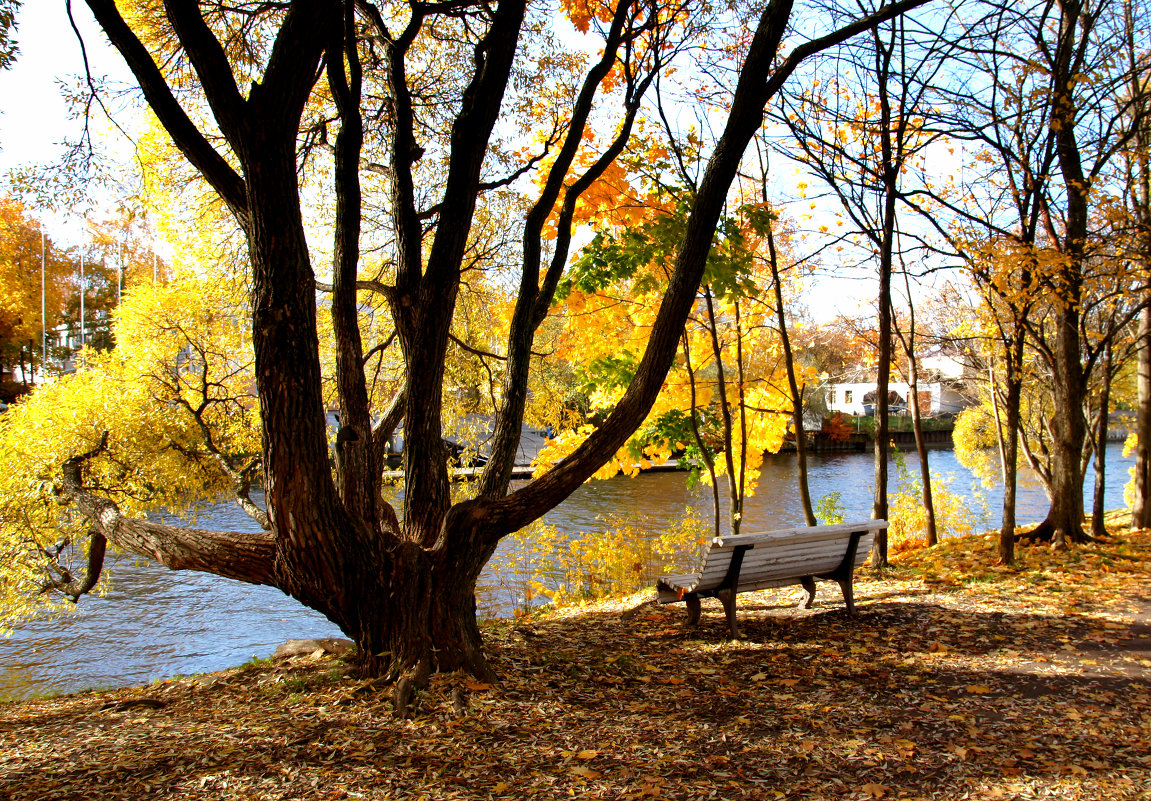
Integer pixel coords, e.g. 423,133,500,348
891,272,937,546
907,0,1151,554
773,2,953,566
0,197,72,381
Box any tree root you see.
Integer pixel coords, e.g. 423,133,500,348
1016,518,1104,545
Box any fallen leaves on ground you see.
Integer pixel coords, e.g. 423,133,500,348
1,525,1149,800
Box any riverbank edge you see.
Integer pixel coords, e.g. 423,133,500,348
5,510,1146,705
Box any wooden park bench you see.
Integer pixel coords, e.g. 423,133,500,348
655,520,889,638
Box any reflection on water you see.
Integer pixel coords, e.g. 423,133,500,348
1,444,1130,701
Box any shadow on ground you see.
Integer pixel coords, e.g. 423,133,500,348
3,573,1148,801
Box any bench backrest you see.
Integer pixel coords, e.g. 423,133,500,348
682,521,888,595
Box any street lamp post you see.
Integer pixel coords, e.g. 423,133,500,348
79,246,85,352
40,229,46,379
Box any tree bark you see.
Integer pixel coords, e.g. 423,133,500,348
1134,307,1151,529
1091,342,1113,539
61,436,277,587
328,2,381,529
1039,0,1091,548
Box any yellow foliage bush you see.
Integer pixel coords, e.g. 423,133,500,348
488,506,710,613
887,450,989,553
0,277,259,631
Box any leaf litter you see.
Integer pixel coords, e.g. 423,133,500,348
1,526,1149,800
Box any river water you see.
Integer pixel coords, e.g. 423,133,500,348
0,443,1132,701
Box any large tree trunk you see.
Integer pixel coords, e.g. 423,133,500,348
348,538,496,679
1027,0,1090,548
1134,306,1151,529
328,10,382,528
1037,312,1088,546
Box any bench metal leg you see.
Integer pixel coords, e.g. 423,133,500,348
798,576,817,609
838,577,856,616
717,587,739,639
829,530,864,616
685,594,702,627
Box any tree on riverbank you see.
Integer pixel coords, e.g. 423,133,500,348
771,2,954,566
3,0,930,681
898,0,1151,554
535,197,805,538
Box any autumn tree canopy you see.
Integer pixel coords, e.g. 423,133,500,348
0,0,926,680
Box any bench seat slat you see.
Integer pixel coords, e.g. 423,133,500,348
691,557,840,587
655,521,886,627
715,521,888,548
685,533,874,575
686,536,875,584
657,537,875,590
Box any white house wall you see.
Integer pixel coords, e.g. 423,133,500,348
825,381,967,417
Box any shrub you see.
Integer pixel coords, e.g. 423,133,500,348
815,491,845,524
888,449,989,553
488,506,711,612
822,412,853,443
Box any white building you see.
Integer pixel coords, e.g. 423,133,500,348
821,352,976,418
825,380,968,417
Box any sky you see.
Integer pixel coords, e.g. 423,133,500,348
0,2,883,319
0,1,130,241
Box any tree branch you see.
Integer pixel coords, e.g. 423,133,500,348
39,529,107,603
83,0,249,221
61,433,277,586
162,0,249,145
371,386,407,453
